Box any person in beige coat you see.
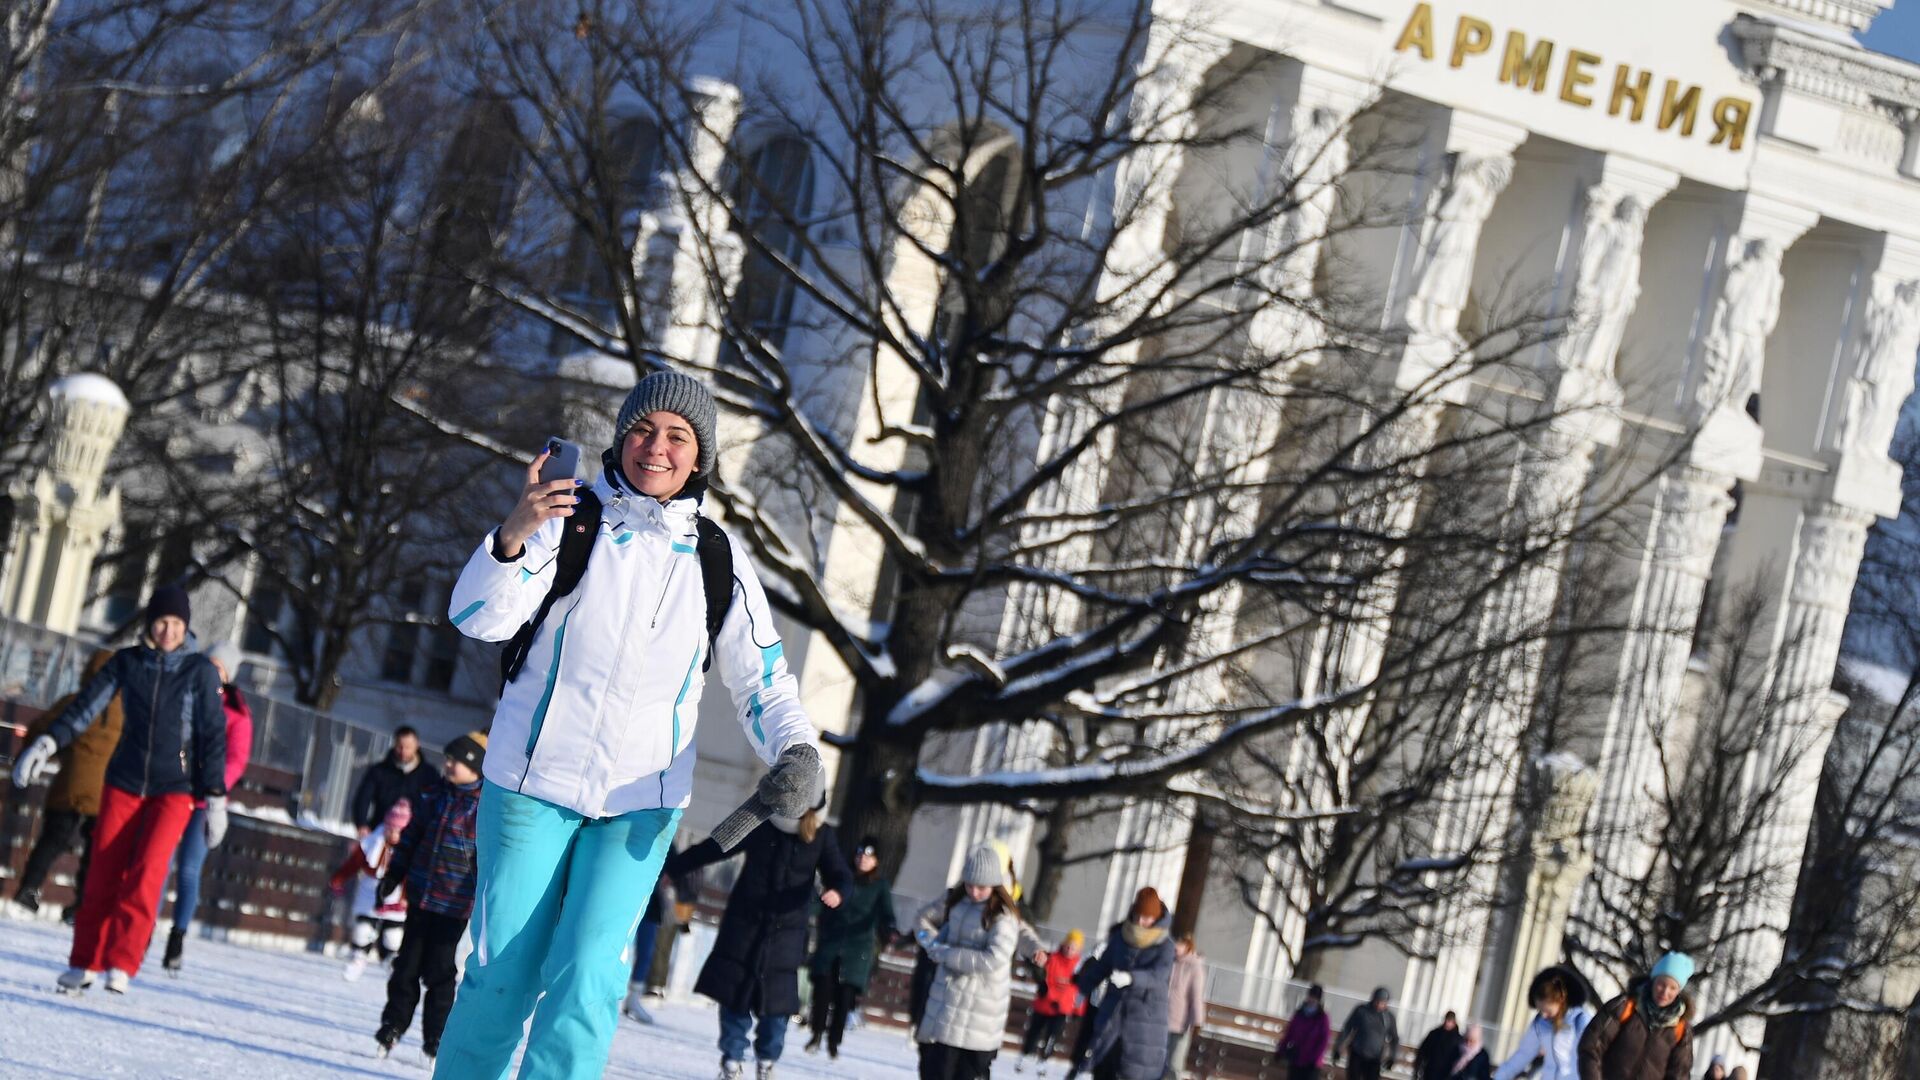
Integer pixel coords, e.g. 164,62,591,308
914,843,1021,1080
11,649,122,918
1163,935,1207,1079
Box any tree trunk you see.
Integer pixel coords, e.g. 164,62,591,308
1026,798,1077,924
1171,810,1215,939
836,721,923,885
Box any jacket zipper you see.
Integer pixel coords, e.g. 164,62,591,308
650,552,682,629
144,653,159,797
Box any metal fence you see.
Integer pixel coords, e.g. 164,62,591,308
0,614,396,829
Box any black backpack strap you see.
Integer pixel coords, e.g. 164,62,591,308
499,489,603,690
694,516,733,672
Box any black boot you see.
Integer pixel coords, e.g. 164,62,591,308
163,927,186,974
14,886,41,914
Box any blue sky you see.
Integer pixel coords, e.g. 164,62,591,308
1863,0,1920,61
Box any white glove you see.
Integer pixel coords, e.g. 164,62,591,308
1108,970,1133,989
204,796,230,849
11,735,57,788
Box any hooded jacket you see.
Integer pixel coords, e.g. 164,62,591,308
1495,966,1595,1080
1280,1002,1333,1067
1031,950,1085,1018
669,819,853,1016
1579,980,1694,1080
1075,915,1178,1080
43,643,225,799
450,468,814,818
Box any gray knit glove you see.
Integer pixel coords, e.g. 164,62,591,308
711,744,822,852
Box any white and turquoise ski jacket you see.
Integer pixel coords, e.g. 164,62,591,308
448,470,816,818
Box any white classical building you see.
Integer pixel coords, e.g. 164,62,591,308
811,0,1920,1071
3,0,1916,1071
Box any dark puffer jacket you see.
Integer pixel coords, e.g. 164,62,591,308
670,820,853,1016
351,750,436,830
1578,981,1694,1080
1075,915,1177,1080
45,643,225,798
808,872,897,992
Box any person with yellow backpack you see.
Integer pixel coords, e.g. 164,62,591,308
1577,953,1695,1080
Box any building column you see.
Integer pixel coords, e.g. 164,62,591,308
1457,160,1677,1029
1572,195,1814,981
1296,112,1523,999
1697,240,1920,1071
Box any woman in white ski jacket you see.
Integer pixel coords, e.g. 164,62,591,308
1493,966,1593,1080
433,371,823,1080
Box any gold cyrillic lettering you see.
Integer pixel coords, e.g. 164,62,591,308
1659,80,1700,136
1609,67,1651,121
1560,49,1600,107
1451,16,1494,68
1710,97,1752,150
1395,3,1436,60
1499,32,1554,92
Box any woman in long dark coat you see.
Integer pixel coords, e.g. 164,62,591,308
1074,888,1177,1080
667,800,853,1080
804,835,897,1058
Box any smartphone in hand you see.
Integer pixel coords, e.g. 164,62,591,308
537,437,584,485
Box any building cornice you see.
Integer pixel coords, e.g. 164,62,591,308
1733,14,1920,113
1740,0,1892,33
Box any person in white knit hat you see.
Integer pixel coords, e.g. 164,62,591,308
913,843,1022,1080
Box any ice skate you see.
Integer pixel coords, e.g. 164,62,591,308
103,968,130,994
716,1058,743,1080
622,984,654,1024
13,886,41,915
422,1040,438,1069
55,967,96,994
343,955,367,982
375,1025,399,1059
803,1033,822,1054
755,1063,776,1080
163,926,186,975
1015,1055,1028,1073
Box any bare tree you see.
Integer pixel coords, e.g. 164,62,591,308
412,0,1677,932
123,38,542,707
0,0,404,509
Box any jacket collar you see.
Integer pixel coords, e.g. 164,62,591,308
598,449,701,528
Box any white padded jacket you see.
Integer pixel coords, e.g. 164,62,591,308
448,470,815,818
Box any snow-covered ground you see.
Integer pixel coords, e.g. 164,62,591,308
0,913,923,1079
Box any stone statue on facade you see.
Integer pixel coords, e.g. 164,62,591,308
1270,104,1348,287
1565,188,1649,380
1408,151,1511,337
1836,278,1920,460
1695,236,1784,416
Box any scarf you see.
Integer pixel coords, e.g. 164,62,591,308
1452,1025,1483,1075
1122,922,1166,950
1634,981,1687,1028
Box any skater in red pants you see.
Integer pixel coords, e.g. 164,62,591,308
9,585,228,995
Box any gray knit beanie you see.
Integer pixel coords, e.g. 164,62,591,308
961,843,1006,888
612,370,717,477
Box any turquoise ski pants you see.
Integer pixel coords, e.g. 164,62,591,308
434,781,680,1080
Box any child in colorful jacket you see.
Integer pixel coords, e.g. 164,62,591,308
329,797,413,980
374,733,485,1064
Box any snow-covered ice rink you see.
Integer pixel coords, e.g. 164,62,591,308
0,914,923,1078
